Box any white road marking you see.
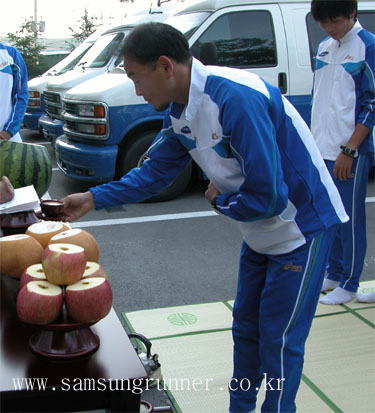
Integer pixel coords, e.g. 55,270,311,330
71,210,219,228
69,196,374,229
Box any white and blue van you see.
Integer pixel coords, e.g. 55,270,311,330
55,0,375,201
37,8,173,141
23,29,103,131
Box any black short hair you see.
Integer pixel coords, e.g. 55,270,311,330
120,22,191,65
311,0,357,22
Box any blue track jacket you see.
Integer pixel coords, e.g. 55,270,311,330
91,58,348,255
0,43,28,141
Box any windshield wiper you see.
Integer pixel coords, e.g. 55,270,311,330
77,61,87,69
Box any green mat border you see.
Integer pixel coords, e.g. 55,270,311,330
122,298,374,412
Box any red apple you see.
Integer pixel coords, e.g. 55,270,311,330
16,280,63,325
20,263,47,290
81,261,108,280
65,277,113,323
42,243,87,286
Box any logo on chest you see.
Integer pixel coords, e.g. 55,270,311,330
181,126,191,134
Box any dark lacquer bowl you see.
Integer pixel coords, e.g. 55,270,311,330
40,199,64,218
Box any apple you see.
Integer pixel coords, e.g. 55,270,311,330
65,277,113,323
0,234,43,279
81,261,108,280
26,221,69,248
20,263,47,289
49,228,99,262
16,280,63,325
42,243,87,286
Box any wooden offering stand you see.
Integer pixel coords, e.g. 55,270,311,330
27,301,100,361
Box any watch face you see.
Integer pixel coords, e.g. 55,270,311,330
341,146,356,157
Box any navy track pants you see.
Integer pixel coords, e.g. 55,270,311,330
229,226,337,413
324,153,374,292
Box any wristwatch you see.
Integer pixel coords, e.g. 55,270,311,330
340,145,357,158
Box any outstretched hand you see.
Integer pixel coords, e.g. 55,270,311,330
60,191,95,222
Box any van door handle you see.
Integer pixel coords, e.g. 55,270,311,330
278,72,287,94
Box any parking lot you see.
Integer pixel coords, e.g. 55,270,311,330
21,128,375,410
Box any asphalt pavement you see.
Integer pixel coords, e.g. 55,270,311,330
20,129,375,411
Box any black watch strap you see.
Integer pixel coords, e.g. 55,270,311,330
340,145,357,158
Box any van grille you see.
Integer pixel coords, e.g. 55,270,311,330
44,91,60,103
44,91,63,119
64,102,76,115
65,120,77,132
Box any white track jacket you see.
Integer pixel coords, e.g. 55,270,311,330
311,20,375,160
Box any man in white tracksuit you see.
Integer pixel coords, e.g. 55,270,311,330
0,43,28,142
61,23,349,412
311,0,375,305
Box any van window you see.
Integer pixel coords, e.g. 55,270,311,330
191,11,277,68
76,32,126,69
46,42,94,76
306,11,375,61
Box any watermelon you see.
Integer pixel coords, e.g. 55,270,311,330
0,141,52,198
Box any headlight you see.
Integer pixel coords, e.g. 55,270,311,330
28,90,40,98
27,100,41,107
76,104,105,118
76,123,106,135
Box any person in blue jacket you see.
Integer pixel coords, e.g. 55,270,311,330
0,43,28,142
61,23,348,412
311,0,375,305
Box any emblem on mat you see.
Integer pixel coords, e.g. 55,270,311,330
167,312,198,326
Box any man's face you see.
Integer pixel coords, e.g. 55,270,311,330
319,12,356,40
124,57,172,112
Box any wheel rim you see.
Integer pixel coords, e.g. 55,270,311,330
137,152,150,168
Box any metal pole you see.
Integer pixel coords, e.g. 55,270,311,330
34,0,38,43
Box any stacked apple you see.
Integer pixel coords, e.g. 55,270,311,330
12,225,113,326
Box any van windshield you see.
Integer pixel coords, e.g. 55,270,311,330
46,41,94,76
76,32,127,69
165,12,211,38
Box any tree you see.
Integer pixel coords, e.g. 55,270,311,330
68,8,100,51
7,22,46,80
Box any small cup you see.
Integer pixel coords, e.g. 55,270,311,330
40,199,64,218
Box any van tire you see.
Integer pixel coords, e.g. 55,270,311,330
116,131,192,202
